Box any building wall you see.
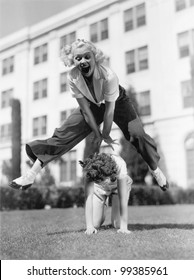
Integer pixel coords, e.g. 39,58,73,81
0,0,193,187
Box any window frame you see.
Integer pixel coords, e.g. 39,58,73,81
126,45,149,74
2,56,14,75
60,31,76,51
90,18,109,43
138,90,151,116
1,89,13,108
60,72,68,93
124,3,146,33
60,150,77,183
34,43,48,65
33,78,47,100
32,115,47,137
181,80,194,108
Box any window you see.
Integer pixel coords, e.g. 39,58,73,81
60,110,67,124
175,0,186,11
138,46,148,70
126,46,148,74
90,18,108,42
178,29,194,58
1,89,13,108
60,31,76,50
185,133,194,186
101,19,108,40
60,109,75,125
34,43,48,65
124,8,133,32
181,80,194,108
138,91,151,116
0,124,11,142
32,115,47,137
126,50,135,74
90,23,98,43
124,3,146,32
2,56,14,75
33,79,47,100
60,73,68,93
136,3,146,27
70,153,77,181
178,31,190,57
60,150,77,182
60,160,67,182
175,0,194,11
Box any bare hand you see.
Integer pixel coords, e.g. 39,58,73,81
117,228,131,234
103,136,119,150
85,227,98,235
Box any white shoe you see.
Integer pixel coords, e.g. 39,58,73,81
150,167,169,191
9,171,36,190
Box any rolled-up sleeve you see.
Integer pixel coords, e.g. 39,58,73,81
68,72,83,99
103,71,119,102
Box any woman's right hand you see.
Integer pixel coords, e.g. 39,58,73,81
92,135,103,153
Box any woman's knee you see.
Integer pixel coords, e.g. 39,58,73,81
128,118,145,137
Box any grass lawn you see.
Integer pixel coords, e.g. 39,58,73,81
0,204,194,260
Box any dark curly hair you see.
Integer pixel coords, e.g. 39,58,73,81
79,153,118,183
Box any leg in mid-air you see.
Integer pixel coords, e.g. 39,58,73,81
114,86,169,191
9,107,104,190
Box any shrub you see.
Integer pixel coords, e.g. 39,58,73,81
128,184,175,206
56,187,84,208
1,183,194,211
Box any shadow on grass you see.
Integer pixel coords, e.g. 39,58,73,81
126,223,194,231
47,223,194,236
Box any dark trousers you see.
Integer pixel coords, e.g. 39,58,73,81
26,86,160,169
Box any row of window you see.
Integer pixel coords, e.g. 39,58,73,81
32,73,69,100
1,2,146,73
1,79,193,115
175,0,194,11
0,108,75,142
1,0,194,74
32,109,77,137
2,28,193,78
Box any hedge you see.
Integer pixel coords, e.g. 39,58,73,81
0,183,194,211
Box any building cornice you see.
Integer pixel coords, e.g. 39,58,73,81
0,0,120,52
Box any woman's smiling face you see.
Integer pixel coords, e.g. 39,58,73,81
73,45,96,77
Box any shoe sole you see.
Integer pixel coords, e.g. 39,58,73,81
160,181,169,192
9,181,32,191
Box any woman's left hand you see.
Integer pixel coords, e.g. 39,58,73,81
103,136,119,150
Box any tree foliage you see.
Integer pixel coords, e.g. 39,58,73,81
11,99,21,180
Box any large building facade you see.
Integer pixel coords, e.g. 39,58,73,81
0,0,194,188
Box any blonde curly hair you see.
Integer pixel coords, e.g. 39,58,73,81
60,39,106,67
